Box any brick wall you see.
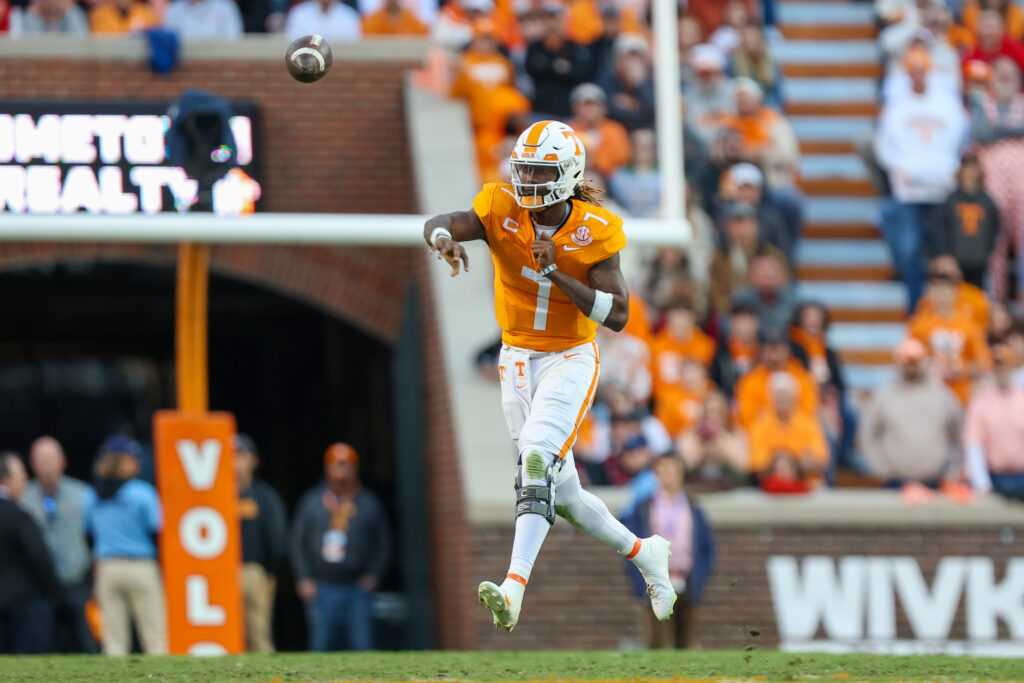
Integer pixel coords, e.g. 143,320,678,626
467,521,1024,650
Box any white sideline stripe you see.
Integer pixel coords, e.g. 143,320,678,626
0,213,691,247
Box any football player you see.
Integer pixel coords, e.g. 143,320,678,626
422,120,674,631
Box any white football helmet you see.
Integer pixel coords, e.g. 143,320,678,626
510,120,586,210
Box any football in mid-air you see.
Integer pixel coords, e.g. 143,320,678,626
285,34,332,83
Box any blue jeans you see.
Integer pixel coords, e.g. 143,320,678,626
880,199,936,311
306,582,373,651
0,598,53,654
991,472,1024,501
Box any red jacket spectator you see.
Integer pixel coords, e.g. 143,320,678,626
962,35,1024,73
962,11,1024,75
0,0,10,32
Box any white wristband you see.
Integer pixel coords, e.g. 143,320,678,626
429,227,452,247
588,290,614,324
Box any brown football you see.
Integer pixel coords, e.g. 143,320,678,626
285,34,333,83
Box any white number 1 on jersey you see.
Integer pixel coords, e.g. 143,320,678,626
520,266,551,330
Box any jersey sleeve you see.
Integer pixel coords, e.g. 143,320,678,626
595,215,626,261
472,183,500,236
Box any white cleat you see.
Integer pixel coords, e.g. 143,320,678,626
631,535,676,621
478,580,521,632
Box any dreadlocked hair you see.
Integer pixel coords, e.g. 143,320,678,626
572,180,604,205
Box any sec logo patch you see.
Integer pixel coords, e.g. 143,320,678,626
571,226,593,247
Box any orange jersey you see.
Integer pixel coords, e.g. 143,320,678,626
735,359,819,428
89,2,159,32
916,281,989,332
623,294,653,344
728,339,759,377
789,327,832,385
654,381,712,439
362,7,429,35
473,183,626,352
748,410,829,475
649,328,716,395
908,308,991,404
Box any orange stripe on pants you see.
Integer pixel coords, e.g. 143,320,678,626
557,341,600,459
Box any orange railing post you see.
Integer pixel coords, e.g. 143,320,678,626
175,243,210,412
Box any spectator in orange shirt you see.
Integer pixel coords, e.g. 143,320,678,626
678,391,750,490
963,0,1024,42
654,359,714,440
450,18,530,183
748,372,829,493
568,82,632,178
735,328,819,428
719,77,799,192
362,0,428,35
916,255,990,332
433,0,493,50
909,271,992,404
710,301,760,397
789,301,845,394
89,0,159,32
650,298,716,397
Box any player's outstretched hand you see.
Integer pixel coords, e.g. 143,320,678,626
531,231,556,270
430,236,470,277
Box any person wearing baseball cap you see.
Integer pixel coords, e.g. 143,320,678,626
686,43,734,142
857,338,962,489
568,82,632,177
722,162,792,261
289,442,391,651
233,434,287,653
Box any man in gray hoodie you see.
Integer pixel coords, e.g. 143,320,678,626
290,443,390,652
859,338,962,485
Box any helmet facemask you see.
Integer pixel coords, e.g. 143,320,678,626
511,158,578,209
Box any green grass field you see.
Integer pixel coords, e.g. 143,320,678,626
0,650,1021,683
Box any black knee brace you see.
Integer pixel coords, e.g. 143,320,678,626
514,458,559,525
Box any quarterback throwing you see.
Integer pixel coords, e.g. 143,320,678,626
423,120,675,631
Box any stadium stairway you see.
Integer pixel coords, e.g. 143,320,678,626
775,0,905,390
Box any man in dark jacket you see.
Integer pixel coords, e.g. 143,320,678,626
0,452,58,654
291,443,391,652
234,434,287,653
620,454,715,648
938,152,1000,288
524,5,594,117
597,33,656,131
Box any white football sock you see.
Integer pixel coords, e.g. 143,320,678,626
505,512,550,586
555,468,637,555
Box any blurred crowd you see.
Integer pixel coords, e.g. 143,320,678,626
0,435,390,654
449,0,1024,506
